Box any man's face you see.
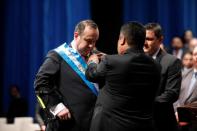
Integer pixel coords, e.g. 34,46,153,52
75,26,99,56
184,30,193,43
171,37,183,50
117,33,125,55
182,53,193,69
189,39,197,52
144,30,161,56
193,47,197,68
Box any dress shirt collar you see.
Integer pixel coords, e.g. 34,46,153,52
70,40,78,52
152,47,160,59
172,49,183,59
70,40,87,61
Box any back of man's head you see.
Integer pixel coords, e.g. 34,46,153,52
120,21,145,49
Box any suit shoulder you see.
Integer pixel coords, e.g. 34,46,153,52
45,50,62,63
161,53,181,66
163,53,177,61
103,54,120,61
183,68,194,77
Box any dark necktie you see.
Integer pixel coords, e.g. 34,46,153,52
195,72,197,78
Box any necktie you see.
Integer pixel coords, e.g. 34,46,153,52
195,72,197,79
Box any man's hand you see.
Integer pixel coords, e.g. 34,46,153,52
40,125,46,131
57,107,71,120
88,54,99,64
88,53,106,64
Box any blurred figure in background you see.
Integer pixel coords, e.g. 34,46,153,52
7,84,28,123
170,37,185,59
182,30,193,48
188,38,197,52
173,46,197,131
181,51,193,76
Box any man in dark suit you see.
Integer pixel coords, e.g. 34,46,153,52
34,20,99,131
144,23,182,131
85,22,161,131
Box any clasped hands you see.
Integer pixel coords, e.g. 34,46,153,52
88,52,106,64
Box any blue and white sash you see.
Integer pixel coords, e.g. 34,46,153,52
54,42,98,96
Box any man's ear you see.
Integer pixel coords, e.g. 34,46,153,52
159,36,164,42
74,32,79,39
120,36,126,46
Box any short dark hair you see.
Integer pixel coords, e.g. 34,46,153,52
183,51,192,57
144,23,163,38
74,20,98,35
120,21,145,49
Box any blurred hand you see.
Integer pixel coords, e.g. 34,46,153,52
175,112,189,126
175,111,179,122
97,52,106,59
88,54,99,64
57,107,71,120
88,53,106,64
40,125,46,131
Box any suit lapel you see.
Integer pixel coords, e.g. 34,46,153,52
184,70,197,103
155,49,164,63
185,78,197,103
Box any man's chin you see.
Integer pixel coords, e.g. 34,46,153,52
143,48,149,53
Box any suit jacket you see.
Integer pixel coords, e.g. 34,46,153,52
34,51,97,131
175,68,197,107
86,48,161,131
154,49,182,131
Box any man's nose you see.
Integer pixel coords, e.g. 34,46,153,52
144,41,147,46
89,43,95,48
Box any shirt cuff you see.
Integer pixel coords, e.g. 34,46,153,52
50,103,66,116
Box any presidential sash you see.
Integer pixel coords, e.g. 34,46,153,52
54,42,98,96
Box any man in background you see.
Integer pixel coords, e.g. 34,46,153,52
181,51,193,76
188,38,197,52
144,23,182,131
170,37,185,59
7,85,28,123
174,46,197,131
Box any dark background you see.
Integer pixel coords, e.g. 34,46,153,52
0,0,197,117
0,0,5,115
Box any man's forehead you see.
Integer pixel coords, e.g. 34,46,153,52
146,30,155,34
146,30,156,38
